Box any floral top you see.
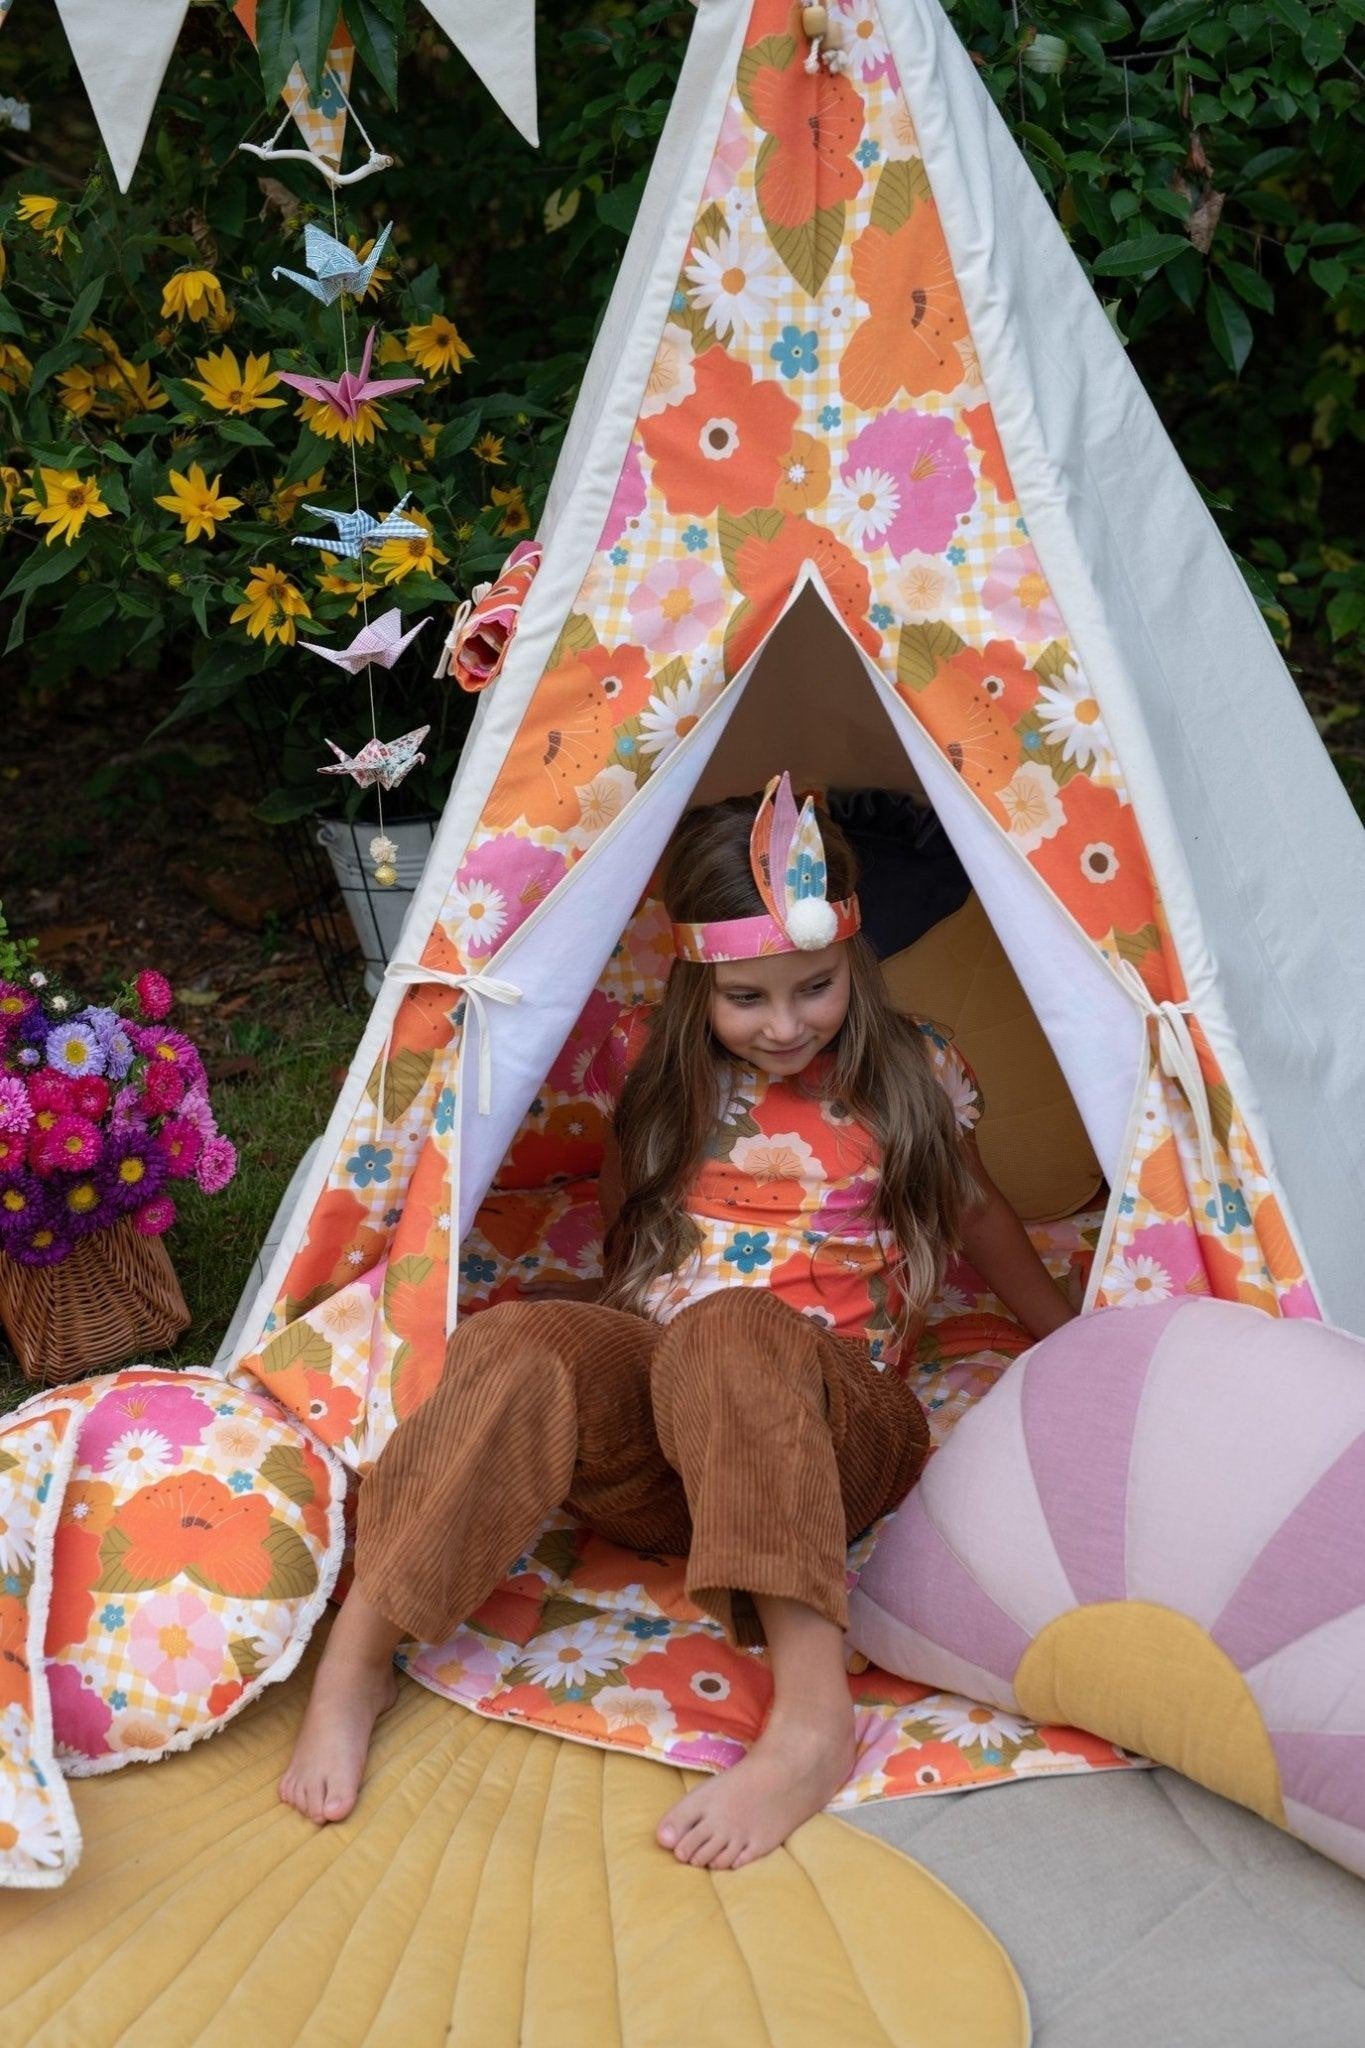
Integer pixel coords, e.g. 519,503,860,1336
587,1006,983,1368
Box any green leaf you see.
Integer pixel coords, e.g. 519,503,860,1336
57,584,118,636
435,413,482,460
99,471,130,517
0,533,92,602
1239,145,1298,180
217,418,276,448
1309,258,1349,299
1218,258,1274,311
597,172,647,236
62,275,107,342
290,0,343,98
255,0,296,104
1206,282,1254,373
1090,234,1190,277
260,1317,334,1379
897,620,966,693
26,338,89,397
254,786,329,825
346,0,401,101
1301,18,1346,68
1233,549,1284,612
1139,0,1213,38
0,296,27,337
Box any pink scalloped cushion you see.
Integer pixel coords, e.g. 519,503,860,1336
848,1299,1365,1880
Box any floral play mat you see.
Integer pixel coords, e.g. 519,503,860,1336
398,1210,1141,1807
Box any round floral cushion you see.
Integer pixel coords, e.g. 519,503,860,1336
33,1368,344,1775
848,1298,1365,1880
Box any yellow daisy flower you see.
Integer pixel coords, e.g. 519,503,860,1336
489,483,530,536
17,194,65,253
0,342,32,396
376,332,412,367
311,550,382,610
265,468,327,526
472,432,506,467
403,313,472,378
161,268,228,325
98,355,168,418
230,565,311,646
297,394,385,447
21,467,111,547
187,346,285,415
1,466,22,518
371,509,450,584
155,463,243,543
54,364,99,417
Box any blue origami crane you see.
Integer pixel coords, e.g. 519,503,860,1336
272,219,394,305
292,491,427,562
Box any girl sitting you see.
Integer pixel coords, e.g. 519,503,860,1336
280,775,1076,1866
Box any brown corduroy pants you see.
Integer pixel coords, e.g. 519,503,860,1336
356,1286,928,1648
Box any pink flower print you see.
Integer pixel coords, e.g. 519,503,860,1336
544,990,621,1093
620,896,676,989
701,100,747,202
79,1380,213,1473
669,1731,749,1772
453,837,569,956
850,1708,904,1785
129,1591,228,1697
419,1628,505,1701
980,542,1066,643
1123,1221,1209,1299
1278,1279,1321,1321
47,1661,115,1759
842,410,976,558
627,557,727,657
598,438,647,552
544,1190,604,1272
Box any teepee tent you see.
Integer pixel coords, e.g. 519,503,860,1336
227,0,1365,1471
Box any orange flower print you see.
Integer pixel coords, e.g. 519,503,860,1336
486,644,652,831
943,640,1038,725
962,402,1017,504
727,514,878,673
283,1187,369,1304
773,429,831,513
1028,775,1154,941
908,669,1021,826
114,1471,277,1597
503,1102,607,1188
745,54,864,228
638,347,798,518
0,1595,29,1711
842,204,971,410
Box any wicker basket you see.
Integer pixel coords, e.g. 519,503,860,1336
0,1217,190,1385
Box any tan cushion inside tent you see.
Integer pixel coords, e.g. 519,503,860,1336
882,893,1105,1222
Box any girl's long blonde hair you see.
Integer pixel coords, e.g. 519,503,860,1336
600,793,984,1339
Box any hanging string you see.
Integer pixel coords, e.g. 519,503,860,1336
240,64,393,187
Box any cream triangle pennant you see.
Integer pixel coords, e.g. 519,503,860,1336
419,0,538,149
52,0,191,193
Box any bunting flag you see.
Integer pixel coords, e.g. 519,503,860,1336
51,0,191,194
234,0,358,173
418,0,538,149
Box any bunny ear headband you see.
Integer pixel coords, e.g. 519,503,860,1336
670,772,862,963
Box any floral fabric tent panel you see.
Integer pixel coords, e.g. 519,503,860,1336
222,0,1365,1784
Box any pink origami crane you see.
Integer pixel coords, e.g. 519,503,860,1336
300,608,428,674
276,326,421,423
318,725,430,791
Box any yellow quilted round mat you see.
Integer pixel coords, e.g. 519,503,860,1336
0,1632,1028,2047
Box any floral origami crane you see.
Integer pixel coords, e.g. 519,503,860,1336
272,220,393,304
291,491,426,561
318,725,430,790
276,326,421,425
300,609,428,674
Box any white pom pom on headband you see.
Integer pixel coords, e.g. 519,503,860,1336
670,772,862,963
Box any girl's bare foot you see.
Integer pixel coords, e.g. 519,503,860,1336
656,1702,855,1870
278,1654,400,1823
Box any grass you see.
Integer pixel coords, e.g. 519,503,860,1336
0,997,363,1410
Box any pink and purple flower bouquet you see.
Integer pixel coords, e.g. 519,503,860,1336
0,967,237,1267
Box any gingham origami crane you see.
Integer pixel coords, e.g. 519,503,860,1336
276,326,421,424
271,220,393,304
291,491,427,561
300,609,428,674
318,726,431,791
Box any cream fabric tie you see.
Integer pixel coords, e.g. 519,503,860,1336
1111,957,1221,1193
381,959,523,1117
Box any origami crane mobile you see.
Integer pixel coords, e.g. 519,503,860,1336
276,326,421,425
300,609,429,675
292,491,427,562
318,725,431,791
272,220,394,304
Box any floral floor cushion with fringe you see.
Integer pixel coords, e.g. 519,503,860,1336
403,1210,1132,1807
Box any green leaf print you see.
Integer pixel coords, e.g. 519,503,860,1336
897,619,966,692
366,1046,434,1122
95,1524,174,1595
260,1318,333,1382
736,35,797,118
259,1443,317,1508
869,156,933,236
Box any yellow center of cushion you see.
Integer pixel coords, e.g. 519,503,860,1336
1013,1600,1286,1827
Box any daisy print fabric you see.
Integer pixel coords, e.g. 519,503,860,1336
0,1401,82,1888
35,1369,343,1776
